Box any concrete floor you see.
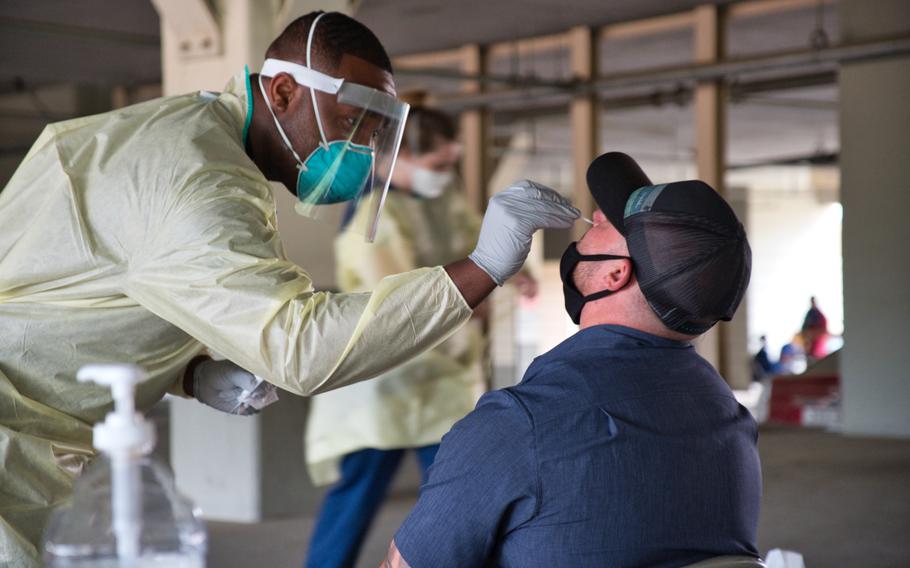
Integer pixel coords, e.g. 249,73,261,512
755,426,910,568
206,426,910,568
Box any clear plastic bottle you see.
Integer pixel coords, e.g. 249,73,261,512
44,364,206,567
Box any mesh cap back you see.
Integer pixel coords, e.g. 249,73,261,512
626,211,751,335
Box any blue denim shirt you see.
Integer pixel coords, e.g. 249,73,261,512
395,325,761,567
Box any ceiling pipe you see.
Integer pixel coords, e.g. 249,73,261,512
442,71,837,121
411,34,910,112
588,33,910,92
395,66,571,89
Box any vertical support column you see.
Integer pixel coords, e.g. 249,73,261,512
157,0,255,94
111,86,130,109
725,189,751,389
460,43,489,213
693,4,730,379
839,0,910,437
569,26,598,241
459,44,497,392
694,4,726,195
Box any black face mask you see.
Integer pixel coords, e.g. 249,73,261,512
560,242,632,325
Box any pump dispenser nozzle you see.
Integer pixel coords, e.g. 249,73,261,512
76,363,153,560
77,364,155,455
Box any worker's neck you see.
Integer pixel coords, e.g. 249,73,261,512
245,75,293,187
245,80,271,172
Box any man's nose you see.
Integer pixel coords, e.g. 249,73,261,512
593,210,607,224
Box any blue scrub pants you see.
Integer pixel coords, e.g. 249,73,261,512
305,445,440,568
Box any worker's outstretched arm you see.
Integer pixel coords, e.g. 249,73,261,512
443,258,495,308
127,174,576,396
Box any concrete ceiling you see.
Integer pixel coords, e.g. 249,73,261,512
355,0,741,56
0,0,161,92
0,0,840,87
0,0,840,91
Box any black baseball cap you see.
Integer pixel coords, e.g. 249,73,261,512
586,152,751,335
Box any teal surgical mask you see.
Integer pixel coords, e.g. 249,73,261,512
258,74,374,203
297,140,373,204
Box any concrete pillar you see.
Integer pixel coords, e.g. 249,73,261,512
569,25,598,241
693,4,724,373
725,189,751,389
839,0,910,437
155,0,349,520
692,3,749,387
459,44,490,214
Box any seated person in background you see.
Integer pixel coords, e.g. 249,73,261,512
382,152,762,568
800,296,831,362
751,334,775,382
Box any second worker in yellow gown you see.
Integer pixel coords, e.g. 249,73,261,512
304,107,537,568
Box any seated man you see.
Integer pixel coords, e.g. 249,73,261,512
383,152,761,568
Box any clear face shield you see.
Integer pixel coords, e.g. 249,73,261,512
258,53,409,241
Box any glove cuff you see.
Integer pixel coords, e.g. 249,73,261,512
468,251,505,286
183,355,210,398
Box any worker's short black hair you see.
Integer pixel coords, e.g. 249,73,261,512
266,11,393,74
406,107,458,154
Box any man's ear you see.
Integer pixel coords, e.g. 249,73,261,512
269,73,299,113
605,259,634,291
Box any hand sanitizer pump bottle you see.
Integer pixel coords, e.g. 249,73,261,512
44,364,206,567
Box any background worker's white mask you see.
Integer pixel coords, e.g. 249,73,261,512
411,168,453,199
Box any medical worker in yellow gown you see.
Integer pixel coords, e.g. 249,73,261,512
0,12,578,566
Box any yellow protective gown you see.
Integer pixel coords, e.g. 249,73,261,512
0,69,471,566
305,185,485,486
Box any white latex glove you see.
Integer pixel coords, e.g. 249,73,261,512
193,359,263,416
469,180,580,285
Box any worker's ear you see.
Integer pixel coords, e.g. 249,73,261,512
268,73,299,113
